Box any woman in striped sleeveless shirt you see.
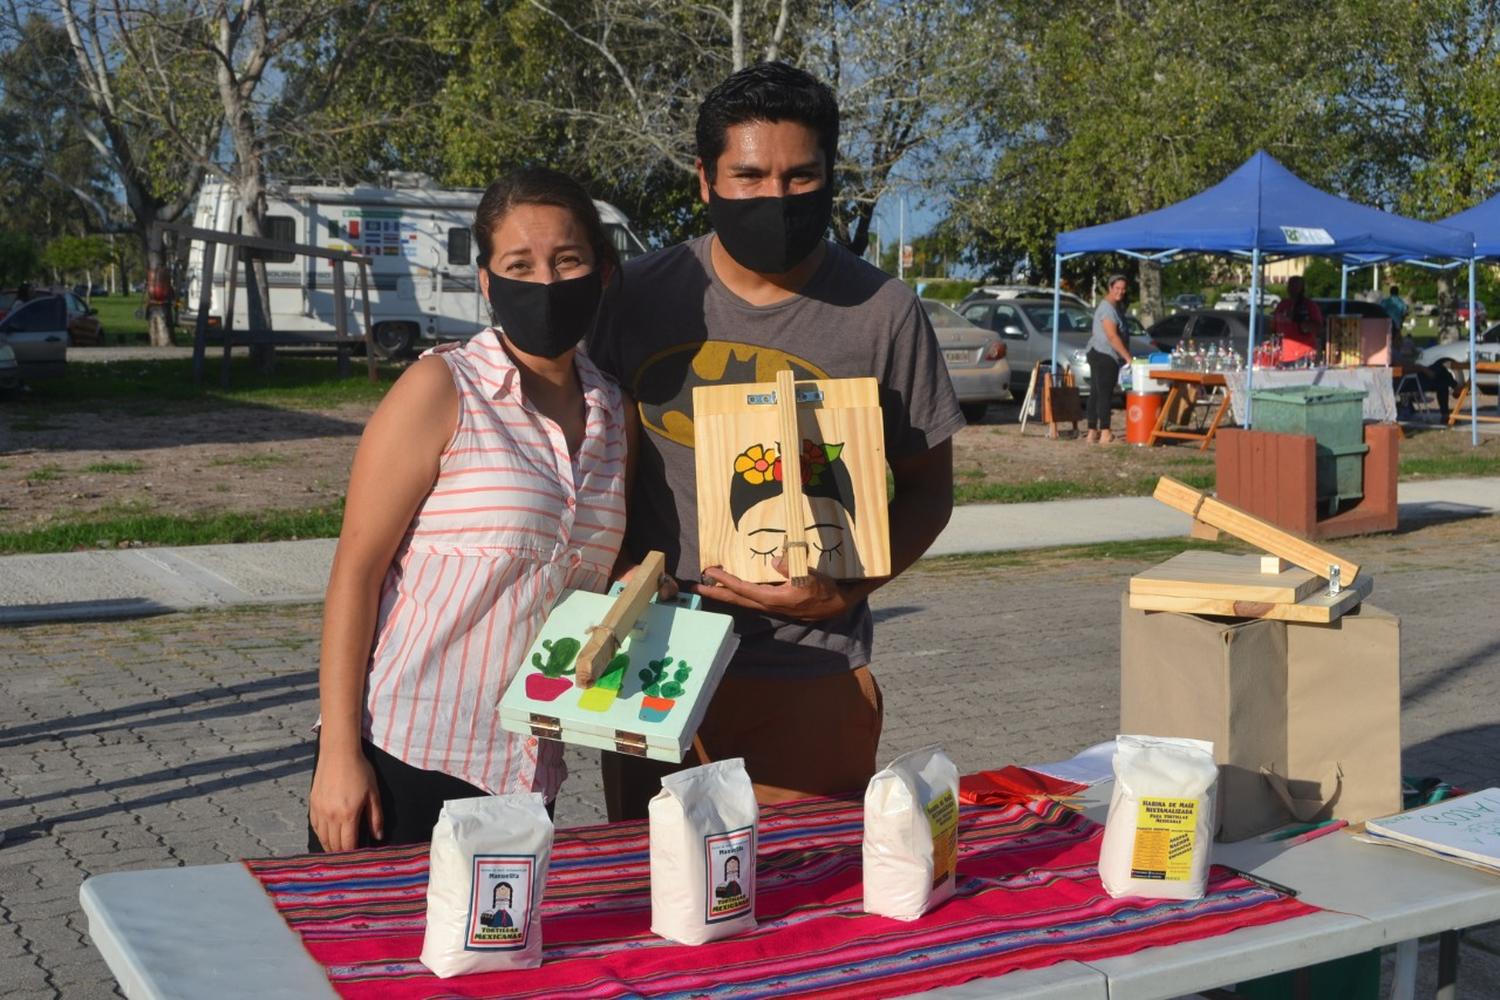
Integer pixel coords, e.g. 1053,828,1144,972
308,168,652,852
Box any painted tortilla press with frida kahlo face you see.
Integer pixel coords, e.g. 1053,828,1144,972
693,376,890,584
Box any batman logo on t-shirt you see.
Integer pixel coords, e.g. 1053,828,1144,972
631,341,829,448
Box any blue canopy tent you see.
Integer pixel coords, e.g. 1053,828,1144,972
1438,196,1500,434
1051,150,1475,429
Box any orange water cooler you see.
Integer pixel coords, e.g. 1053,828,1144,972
1125,392,1163,445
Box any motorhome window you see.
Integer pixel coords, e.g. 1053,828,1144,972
447,228,471,266
243,215,296,263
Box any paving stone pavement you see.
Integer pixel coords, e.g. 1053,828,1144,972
3,515,1500,998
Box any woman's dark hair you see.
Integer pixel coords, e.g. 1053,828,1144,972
695,62,838,186
472,167,620,275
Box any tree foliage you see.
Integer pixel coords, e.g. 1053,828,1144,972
950,0,1372,294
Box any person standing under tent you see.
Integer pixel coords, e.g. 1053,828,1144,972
1085,274,1132,444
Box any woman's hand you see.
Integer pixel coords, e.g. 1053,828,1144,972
308,744,383,853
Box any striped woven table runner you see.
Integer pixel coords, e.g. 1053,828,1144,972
246,795,1315,999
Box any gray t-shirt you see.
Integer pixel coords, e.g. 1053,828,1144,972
587,234,964,679
1090,300,1127,357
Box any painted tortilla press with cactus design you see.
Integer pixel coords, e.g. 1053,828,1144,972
497,578,739,761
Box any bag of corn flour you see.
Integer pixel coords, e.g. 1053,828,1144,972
420,793,553,977
862,744,960,920
1099,734,1217,900
649,758,758,945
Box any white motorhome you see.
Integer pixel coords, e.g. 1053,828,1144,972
183,173,648,357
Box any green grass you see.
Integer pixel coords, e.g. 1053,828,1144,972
922,534,1249,572
25,465,62,482
1401,452,1500,478
88,295,153,340
81,461,146,474
210,452,292,468
952,469,1215,505
0,507,345,556
12,356,401,411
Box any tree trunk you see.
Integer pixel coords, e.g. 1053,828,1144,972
1137,260,1163,328
1436,275,1460,345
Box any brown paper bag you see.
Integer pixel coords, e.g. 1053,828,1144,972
1120,595,1400,842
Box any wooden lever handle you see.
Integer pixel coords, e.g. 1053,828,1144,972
775,369,810,584
574,550,667,687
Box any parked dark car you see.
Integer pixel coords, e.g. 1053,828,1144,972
1149,300,1393,358
1144,309,1258,352
0,295,70,380
0,286,104,345
1313,298,1393,323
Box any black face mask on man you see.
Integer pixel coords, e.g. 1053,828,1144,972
707,185,833,274
485,268,603,359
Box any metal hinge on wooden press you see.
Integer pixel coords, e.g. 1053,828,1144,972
529,713,562,740
613,731,649,757
746,387,824,405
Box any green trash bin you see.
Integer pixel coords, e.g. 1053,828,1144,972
1248,385,1368,510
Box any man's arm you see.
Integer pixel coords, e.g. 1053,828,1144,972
694,438,954,620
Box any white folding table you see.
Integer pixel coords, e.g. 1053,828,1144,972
81,824,1500,1000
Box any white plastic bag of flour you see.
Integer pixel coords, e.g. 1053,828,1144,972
420,793,553,977
1099,734,1217,900
862,744,960,921
649,758,758,945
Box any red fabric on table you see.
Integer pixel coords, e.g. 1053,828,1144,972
245,796,1316,1000
958,766,1089,806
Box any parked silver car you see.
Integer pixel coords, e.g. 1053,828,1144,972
1417,323,1500,389
0,295,70,380
921,299,1012,423
958,296,1145,396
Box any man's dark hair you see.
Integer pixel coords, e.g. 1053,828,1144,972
695,62,838,186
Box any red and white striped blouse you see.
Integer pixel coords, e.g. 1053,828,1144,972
363,329,627,799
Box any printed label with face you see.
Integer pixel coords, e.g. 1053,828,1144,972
703,826,754,923
467,855,535,949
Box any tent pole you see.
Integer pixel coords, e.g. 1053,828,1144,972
1340,263,1350,302
1471,259,1479,445
1052,254,1062,379
1247,249,1262,427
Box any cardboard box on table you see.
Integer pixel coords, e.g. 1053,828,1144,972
1121,478,1402,844
1120,596,1402,843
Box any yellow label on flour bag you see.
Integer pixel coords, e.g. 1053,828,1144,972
925,789,959,891
1129,797,1199,881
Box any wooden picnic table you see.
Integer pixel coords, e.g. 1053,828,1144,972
1449,361,1500,424
1146,369,1232,450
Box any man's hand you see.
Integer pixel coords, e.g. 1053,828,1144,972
692,556,868,621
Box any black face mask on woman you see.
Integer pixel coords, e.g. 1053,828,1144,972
485,268,603,359
706,185,833,274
